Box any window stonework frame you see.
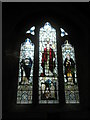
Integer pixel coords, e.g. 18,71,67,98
16,23,80,104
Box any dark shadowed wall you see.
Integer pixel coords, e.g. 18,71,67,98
2,2,88,120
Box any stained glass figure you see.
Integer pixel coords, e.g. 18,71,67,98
61,40,79,103
17,38,34,104
39,22,59,104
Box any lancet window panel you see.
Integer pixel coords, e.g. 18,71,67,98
39,22,59,104
17,38,34,104
61,40,79,103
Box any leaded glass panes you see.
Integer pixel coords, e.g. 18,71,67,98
61,40,79,103
17,38,34,104
39,22,59,104
60,28,68,37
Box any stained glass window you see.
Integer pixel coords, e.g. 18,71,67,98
39,22,59,104
60,28,68,37
17,38,34,104
61,40,79,103
26,26,35,35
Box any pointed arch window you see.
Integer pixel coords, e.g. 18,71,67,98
16,22,80,105
61,40,79,103
39,22,59,104
17,38,34,104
